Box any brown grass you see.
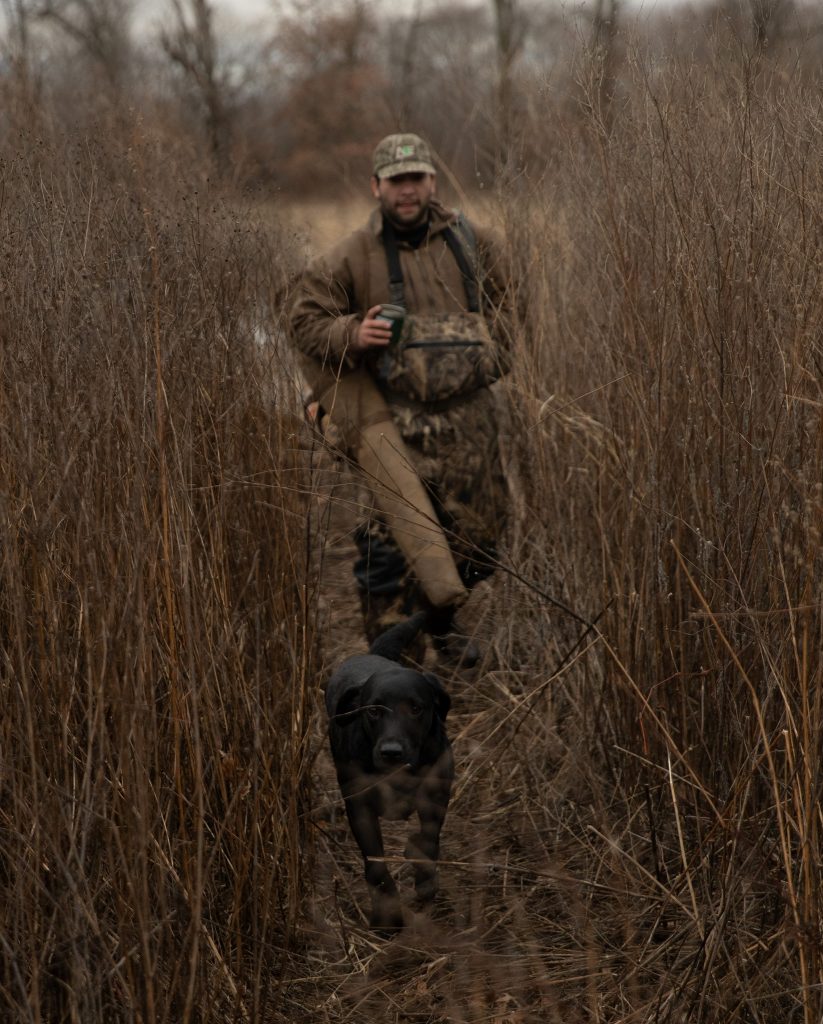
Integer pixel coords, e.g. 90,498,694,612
1,39,823,1024
289,48,823,1024
0,110,314,1021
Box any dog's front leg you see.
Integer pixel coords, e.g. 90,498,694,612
406,770,452,903
345,798,403,932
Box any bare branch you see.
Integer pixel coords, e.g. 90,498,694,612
160,0,230,169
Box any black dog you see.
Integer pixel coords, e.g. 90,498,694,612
325,612,454,932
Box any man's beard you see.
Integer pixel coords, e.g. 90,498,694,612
383,196,430,228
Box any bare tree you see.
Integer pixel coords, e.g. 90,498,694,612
160,0,229,170
491,0,524,168
34,0,132,91
378,3,502,182
710,0,800,51
1,0,36,93
394,0,424,127
749,0,792,49
590,0,619,126
268,0,387,189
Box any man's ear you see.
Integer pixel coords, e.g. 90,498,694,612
370,175,380,199
425,672,450,721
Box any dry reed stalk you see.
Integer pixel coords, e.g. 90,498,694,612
4,28,823,1024
0,100,312,1023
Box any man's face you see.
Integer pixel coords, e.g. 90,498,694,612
371,172,436,227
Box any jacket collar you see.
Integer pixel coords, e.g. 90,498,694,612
368,197,457,239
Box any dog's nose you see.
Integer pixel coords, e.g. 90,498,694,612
379,741,405,764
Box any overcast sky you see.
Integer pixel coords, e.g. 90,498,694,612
135,0,683,36
135,0,274,34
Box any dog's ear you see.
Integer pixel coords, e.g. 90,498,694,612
327,682,363,725
424,673,451,721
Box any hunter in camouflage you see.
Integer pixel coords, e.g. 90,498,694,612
289,132,512,664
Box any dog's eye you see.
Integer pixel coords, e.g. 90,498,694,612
365,705,383,720
408,703,422,717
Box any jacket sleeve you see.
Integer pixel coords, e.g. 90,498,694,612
474,223,515,377
288,237,365,374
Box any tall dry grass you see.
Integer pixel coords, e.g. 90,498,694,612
279,47,823,1024
489,46,823,1022
3,35,823,1024
0,105,313,1021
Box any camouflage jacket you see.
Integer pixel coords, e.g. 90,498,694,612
289,199,512,381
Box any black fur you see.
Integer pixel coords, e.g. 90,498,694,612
326,616,454,932
366,610,429,660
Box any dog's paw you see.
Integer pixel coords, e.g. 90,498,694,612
413,874,439,904
369,896,405,935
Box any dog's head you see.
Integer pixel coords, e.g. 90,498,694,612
331,665,450,771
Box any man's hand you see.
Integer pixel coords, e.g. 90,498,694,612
354,305,392,351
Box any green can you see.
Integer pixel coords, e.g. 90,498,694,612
375,303,406,345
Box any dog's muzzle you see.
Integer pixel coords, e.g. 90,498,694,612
377,740,407,766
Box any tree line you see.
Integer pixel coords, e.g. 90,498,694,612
0,0,820,190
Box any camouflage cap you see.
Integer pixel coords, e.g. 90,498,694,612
373,133,436,178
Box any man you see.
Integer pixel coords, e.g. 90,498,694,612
290,133,511,665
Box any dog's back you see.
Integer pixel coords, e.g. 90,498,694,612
367,610,428,660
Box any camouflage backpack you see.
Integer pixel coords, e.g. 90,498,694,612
375,216,504,404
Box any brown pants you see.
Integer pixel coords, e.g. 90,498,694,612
355,387,507,642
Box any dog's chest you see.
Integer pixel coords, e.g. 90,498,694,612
376,775,418,821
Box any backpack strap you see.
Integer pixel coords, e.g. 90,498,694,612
381,218,406,307
380,213,481,313
442,222,480,313
452,213,478,264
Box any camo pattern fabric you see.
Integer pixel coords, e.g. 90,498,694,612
390,387,507,554
374,312,503,404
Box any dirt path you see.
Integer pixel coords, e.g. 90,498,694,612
279,454,614,1024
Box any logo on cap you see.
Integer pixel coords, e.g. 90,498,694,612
373,133,435,177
